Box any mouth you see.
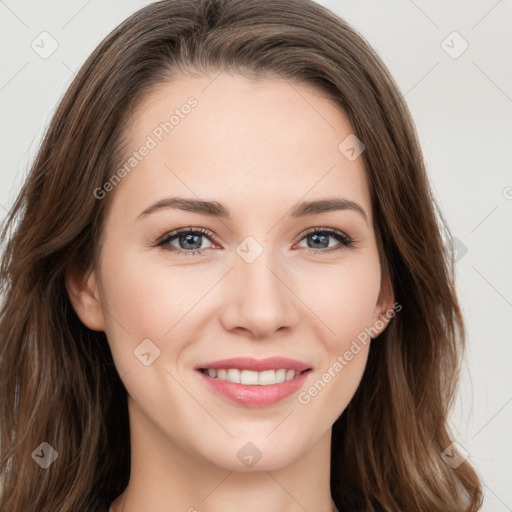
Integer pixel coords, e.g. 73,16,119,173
195,360,313,408
197,367,311,385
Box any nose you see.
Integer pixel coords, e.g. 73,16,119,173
219,247,300,340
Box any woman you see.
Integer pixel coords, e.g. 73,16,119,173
0,0,483,510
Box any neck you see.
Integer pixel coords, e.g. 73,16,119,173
110,396,337,512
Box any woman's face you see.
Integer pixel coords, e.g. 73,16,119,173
69,72,393,471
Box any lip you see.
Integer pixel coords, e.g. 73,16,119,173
194,356,312,373
196,367,312,408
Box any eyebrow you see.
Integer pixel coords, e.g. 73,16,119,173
137,197,368,223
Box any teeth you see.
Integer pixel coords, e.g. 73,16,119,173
202,368,303,385
285,369,295,381
275,369,287,383
227,368,241,383
241,370,258,385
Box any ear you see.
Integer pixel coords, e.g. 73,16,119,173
65,262,106,331
369,275,396,339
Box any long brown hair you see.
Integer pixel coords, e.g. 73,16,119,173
0,0,483,510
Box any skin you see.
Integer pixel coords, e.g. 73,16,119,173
67,72,394,512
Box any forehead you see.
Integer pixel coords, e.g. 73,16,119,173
109,72,371,224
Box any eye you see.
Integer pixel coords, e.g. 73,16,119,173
155,227,217,256
295,228,354,254
155,226,354,256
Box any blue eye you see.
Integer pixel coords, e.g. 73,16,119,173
296,228,354,253
156,227,215,256
155,227,354,256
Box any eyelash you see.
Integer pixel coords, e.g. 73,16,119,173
154,227,354,256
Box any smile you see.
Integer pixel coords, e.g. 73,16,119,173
196,368,312,408
198,368,306,385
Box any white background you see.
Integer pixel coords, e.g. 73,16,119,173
1,1,511,510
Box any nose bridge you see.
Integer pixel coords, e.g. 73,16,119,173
221,235,299,337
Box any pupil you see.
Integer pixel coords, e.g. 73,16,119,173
310,233,328,249
179,233,330,251
182,233,201,250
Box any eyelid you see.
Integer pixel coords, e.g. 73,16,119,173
293,227,355,254
295,226,352,245
156,227,218,243
155,226,354,255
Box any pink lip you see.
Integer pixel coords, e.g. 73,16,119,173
196,368,312,408
194,356,312,373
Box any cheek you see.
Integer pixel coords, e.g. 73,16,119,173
290,256,382,349
294,264,378,421
97,244,198,354
99,237,381,363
